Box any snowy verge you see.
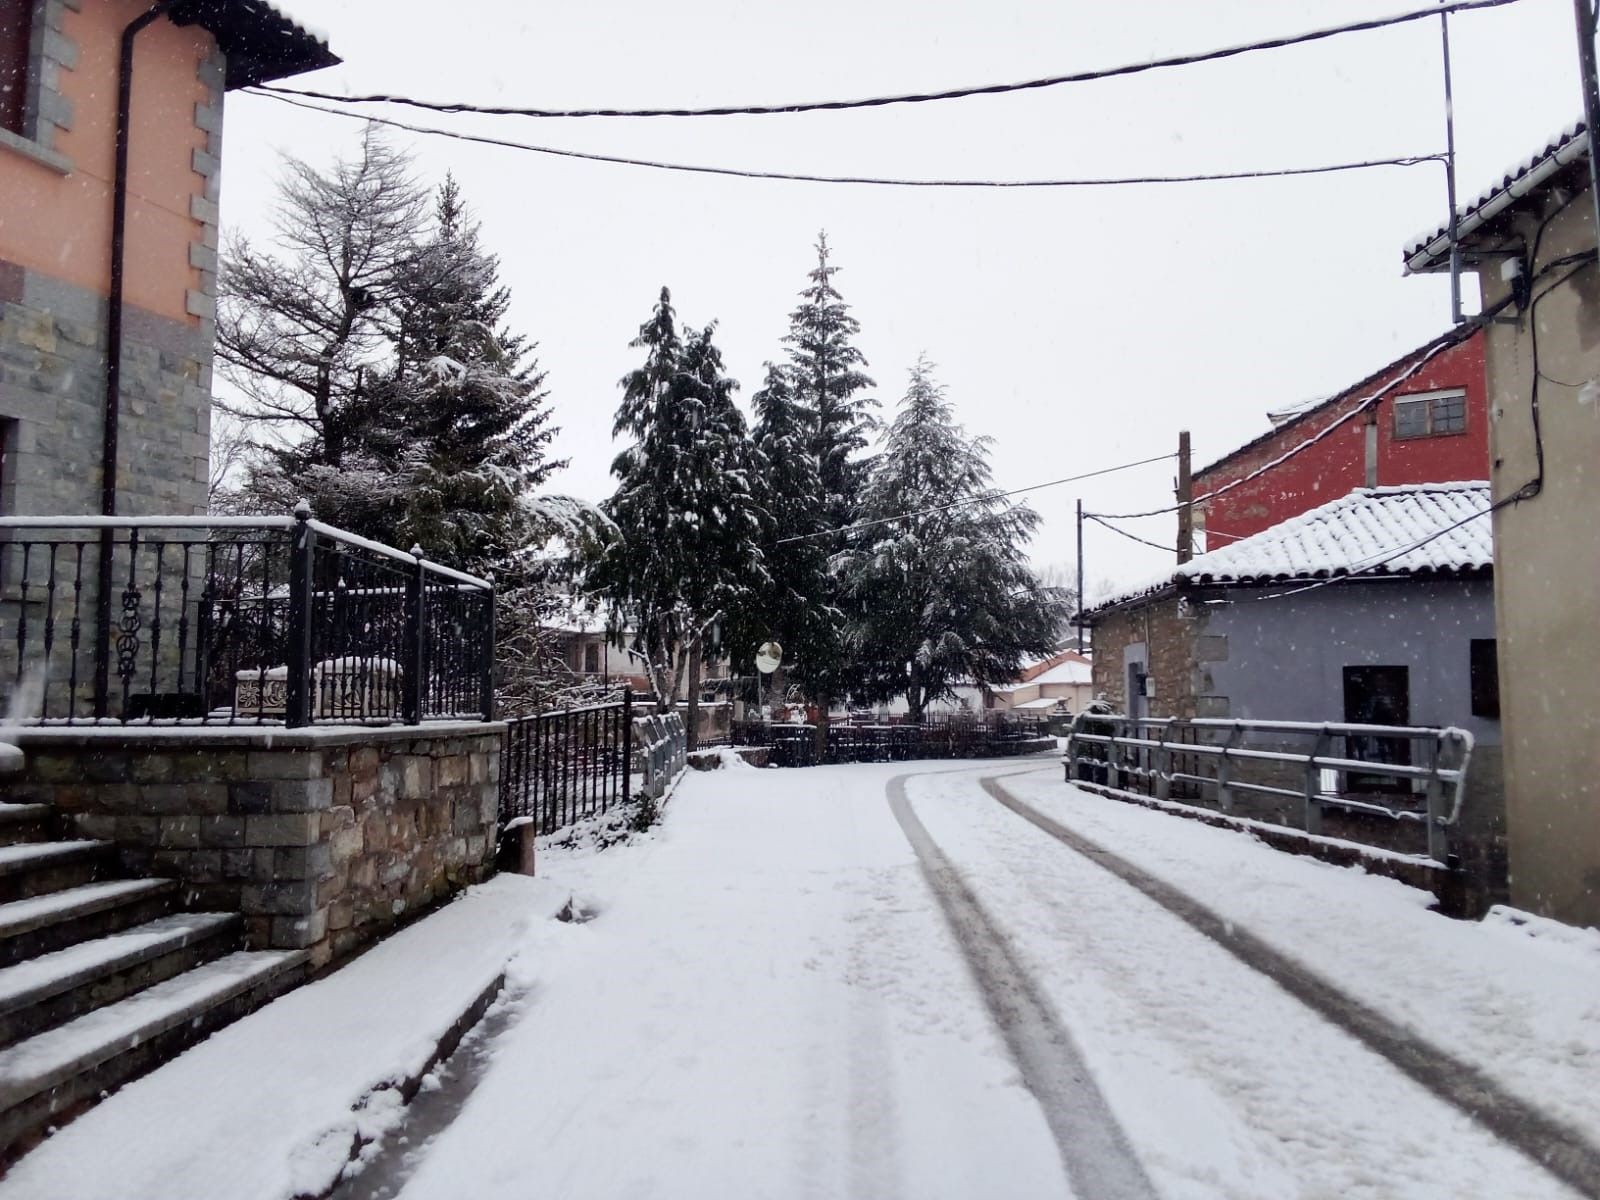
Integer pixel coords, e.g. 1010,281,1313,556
1,874,572,1200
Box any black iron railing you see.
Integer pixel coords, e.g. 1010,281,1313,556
0,509,494,727
499,689,635,833
730,714,1051,767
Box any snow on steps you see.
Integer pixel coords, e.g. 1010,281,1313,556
0,841,114,904
0,807,55,848
0,913,242,1045
0,948,309,1150
0,874,569,1200
0,880,176,967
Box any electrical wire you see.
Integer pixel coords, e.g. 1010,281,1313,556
1090,318,1496,522
1084,513,1179,553
774,452,1177,546
253,92,1444,190
254,0,1522,120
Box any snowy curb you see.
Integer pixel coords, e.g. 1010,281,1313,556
1,875,570,1200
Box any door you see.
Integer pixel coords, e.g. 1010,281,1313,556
1342,665,1411,791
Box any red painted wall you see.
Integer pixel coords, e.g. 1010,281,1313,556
1196,331,1488,547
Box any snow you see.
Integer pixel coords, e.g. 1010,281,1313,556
0,743,23,777
1095,482,1492,610
0,876,571,1200
998,772,1600,1160
0,879,170,937
1405,121,1588,270
0,914,235,1011
5,763,1592,1199
1020,659,1092,686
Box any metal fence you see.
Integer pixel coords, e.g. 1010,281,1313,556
1064,712,1474,862
0,509,494,726
730,714,1052,768
498,691,690,835
499,691,635,834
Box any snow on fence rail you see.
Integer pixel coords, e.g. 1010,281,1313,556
0,509,494,727
1064,712,1474,863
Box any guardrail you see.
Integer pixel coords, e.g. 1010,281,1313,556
1064,712,1474,863
500,690,633,835
0,508,494,727
634,711,687,799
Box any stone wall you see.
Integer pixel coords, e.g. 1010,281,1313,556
7,722,503,967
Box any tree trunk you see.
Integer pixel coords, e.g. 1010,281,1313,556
686,632,703,752
814,693,830,760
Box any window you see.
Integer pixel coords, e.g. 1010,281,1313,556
1470,639,1500,719
583,642,601,674
1393,390,1468,440
0,0,33,136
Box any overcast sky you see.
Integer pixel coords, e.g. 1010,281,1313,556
223,0,1581,596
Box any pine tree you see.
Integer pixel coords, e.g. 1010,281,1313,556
372,176,562,575
589,289,767,718
843,357,1063,721
773,233,876,739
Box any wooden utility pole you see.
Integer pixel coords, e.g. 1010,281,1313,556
1575,0,1600,266
1176,430,1194,564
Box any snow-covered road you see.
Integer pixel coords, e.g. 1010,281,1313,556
362,761,1593,1200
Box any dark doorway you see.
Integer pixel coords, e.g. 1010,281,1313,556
1342,665,1411,791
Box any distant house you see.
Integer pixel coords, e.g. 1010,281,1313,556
1084,483,1503,881
1194,330,1488,550
990,649,1094,715
0,0,335,519
1404,121,1600,927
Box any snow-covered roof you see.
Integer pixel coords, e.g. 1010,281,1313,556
175,0,340,88
1404,122,1588,273
1027,659,1093,687
1091,482,1492,613
1012,697,1069,711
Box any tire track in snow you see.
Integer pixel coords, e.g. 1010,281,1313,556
887,774,1158,1200
982,773,1600,1200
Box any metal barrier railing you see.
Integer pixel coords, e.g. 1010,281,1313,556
634,711,687,799
1064,712,1474,863
729,715,1052,767
499,689,634,835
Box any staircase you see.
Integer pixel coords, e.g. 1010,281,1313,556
0,801,309,1159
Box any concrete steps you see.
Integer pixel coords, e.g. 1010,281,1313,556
0,802,310,1160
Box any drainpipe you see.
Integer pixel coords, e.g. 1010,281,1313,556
94,0,179,718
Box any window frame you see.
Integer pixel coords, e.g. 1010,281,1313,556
1392,388,1469,441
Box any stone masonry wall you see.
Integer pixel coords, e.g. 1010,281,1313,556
7,724,502,968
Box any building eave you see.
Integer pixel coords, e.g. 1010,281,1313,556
171,0,340,88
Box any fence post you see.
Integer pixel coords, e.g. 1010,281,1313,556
1155,723,1172,802
478,579,496,721
1425,734,1450,863
621,686,634,800
401,544,426,726
284,504,315,729
1216,725,1240,814
1304,727,1331,836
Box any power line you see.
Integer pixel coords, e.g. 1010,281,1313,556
774,453,1178,546
255,0,1522,120
1084,513,1179,554
255,92,1443,189
1090,323,1483,521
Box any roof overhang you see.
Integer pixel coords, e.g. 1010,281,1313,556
171,0,339,88
1404,124,1590,275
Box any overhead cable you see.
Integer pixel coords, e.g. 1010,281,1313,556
255,93,1442,190
774,453,1177,546
254,0,1522,120
1084,513,1179,553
